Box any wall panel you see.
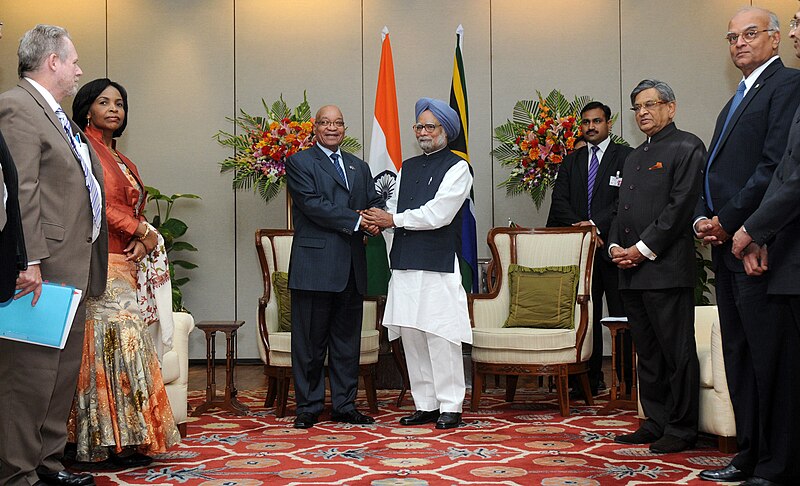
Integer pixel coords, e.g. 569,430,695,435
106,0,235,358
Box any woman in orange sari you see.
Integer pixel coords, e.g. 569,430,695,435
68,78,180,466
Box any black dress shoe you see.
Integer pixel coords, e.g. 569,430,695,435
110,451,153,468
37,470,96,486
399,410,440,426
293,412,318,429
740,477,784,486
331,409,375,425
614,428,660,444
649,434,694,453
698,464,748,482
435,412,462,429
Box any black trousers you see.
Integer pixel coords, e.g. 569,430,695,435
290,267,363,417
621,287,698,442
589,256,630,388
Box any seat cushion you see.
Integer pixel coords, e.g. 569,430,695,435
503,264,578,329
473,326,578,351
267,329,380,368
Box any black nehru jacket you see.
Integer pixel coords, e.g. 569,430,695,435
390,149,466,273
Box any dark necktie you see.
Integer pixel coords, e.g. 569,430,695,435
704,80,746,212
587,146,600,219
330,153,348,189
55,107,102,240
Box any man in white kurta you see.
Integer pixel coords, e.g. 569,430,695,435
364,98,472,429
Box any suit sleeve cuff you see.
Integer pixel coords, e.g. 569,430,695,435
692,216,708,236
636,240,657,260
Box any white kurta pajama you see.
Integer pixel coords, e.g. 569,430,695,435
382,156,473,413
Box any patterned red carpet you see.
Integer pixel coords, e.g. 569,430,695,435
79,388,732,485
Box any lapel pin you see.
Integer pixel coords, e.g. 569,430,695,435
348,165,355,170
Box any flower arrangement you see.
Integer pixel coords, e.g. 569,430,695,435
493,89,627,209
215,93,361,204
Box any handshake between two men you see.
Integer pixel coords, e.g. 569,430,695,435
358,207,395,236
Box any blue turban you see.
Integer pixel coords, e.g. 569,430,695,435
414,97,460,140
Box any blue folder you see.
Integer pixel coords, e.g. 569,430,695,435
0,282,82,349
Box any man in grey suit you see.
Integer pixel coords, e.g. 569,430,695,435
729,7,800,486
694,7,800,484
285,105,382,429
0,25,107,486
609,79,705,454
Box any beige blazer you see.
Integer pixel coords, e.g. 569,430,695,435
0,79,107,296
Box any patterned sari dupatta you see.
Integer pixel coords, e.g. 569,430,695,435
136,223,175,363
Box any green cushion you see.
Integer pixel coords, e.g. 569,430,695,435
272,271,292,332
503,264,579,329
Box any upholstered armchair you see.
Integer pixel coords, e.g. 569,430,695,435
254,229,381,417
162,311,194,436
469,226,596,416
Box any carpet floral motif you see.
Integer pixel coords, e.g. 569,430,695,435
83,389,732,485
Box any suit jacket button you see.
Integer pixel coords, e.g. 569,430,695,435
410,196,414,200
644,146,649,152
629,185,634,190
86,237,92,243
624,204,630,210
416,180,420,183
636,166,641,171
624,228,631,234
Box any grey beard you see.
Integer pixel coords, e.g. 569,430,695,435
418,132,447,153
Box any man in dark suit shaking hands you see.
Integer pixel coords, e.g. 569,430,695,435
610,79,705,454
694,7,800,484
547,101,633,396
286,105,383,429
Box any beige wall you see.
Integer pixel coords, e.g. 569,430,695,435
1,0,796,358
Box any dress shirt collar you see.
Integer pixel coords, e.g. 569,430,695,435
317,144,342,161
24,77,61,113
741,55,779,95
587,136,611,159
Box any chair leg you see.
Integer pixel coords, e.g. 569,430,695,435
470,367,484,412
363,368,378,413
505,375,518,402
177,422,187,438
265,375,277,408
718,435,738,454
391,339,410,407
276,377,290,418
556,368,571,417
578,372,594,406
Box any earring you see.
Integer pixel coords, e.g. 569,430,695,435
87,114,92,126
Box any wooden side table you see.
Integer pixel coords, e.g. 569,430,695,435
192,320,250,416
598,317,638,415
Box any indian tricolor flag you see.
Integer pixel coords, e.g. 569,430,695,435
366,26,402,296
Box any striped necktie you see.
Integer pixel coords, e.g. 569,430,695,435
330,152,348,189
587,146,600,219
55,107,102,241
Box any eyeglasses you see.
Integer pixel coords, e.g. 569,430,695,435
725,29,774,45
790,19,800,31
412,123,441,133
316,120,345,128
630,100,669,113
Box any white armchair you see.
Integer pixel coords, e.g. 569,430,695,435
161,311,194,437
469,226,596,416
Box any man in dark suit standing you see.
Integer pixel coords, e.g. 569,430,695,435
610,79,705,454
0,20,27,305
547,101,633,396
0,130,26,302
728,8,800,486
0,25,107,486
694,7,800,484
286,105,383,429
